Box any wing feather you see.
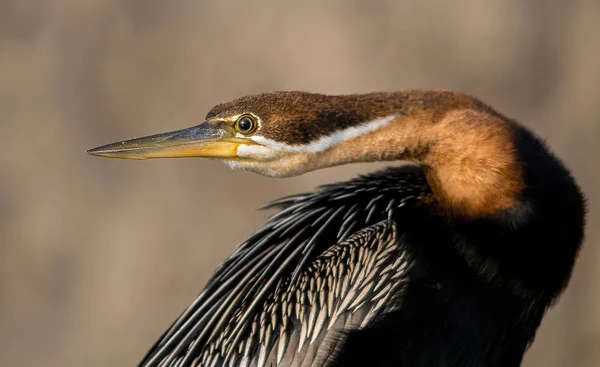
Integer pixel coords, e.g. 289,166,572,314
139,166,429,367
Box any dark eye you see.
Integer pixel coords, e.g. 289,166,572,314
235,115,258,134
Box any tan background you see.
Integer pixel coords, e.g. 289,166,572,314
1,1,599,366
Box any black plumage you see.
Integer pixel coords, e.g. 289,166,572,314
140,166,427,367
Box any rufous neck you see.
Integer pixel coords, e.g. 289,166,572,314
319,93,523,219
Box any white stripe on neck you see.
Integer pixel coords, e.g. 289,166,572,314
250,115,397,153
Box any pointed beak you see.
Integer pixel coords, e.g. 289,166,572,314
86,122,247,160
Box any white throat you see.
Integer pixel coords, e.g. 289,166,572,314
249,115,397,153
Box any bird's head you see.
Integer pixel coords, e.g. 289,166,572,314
87,91,399,177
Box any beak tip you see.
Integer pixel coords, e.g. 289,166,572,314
86,147,106,157
85,145,152,160
85,146,123,159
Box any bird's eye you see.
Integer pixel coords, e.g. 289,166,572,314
235,115,258,135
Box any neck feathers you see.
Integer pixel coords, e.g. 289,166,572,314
320,91,524,218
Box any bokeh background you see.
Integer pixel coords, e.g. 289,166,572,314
1,1,599,366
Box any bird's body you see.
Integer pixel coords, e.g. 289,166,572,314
88,90,585,367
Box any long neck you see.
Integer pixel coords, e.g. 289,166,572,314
320,91,523,219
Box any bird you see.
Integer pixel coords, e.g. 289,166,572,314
87,90,586,367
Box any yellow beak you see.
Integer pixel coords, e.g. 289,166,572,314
86,122,247,160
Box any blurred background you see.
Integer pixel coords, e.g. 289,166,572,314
1,0,599,366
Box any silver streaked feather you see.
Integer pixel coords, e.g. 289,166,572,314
139,166,429,367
